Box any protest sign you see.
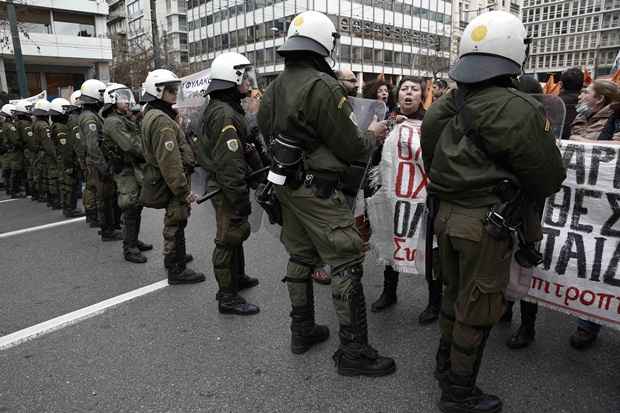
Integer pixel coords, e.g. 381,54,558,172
525,141,620,330
366,119,427,274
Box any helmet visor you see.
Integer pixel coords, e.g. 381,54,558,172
240,66,258,90
114,88,136,106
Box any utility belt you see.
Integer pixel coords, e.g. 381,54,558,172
302,172,342,199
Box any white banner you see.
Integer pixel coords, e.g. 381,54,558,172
9,91,46,104
366,119,428,274
525,141,620,330
176,69,210,109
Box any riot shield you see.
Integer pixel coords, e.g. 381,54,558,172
175,69,210,139
530,94,566,140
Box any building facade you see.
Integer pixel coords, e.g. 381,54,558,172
187,0,453,86
0,0,112,98
523,0,620,79
107,0,189,84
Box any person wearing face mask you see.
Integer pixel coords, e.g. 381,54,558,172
101,84,153,264
141,69,205,285
258,10,395,377
198,52,260,315
368,77,443,325
569,79,620,143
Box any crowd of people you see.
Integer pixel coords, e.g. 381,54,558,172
1,8,619,413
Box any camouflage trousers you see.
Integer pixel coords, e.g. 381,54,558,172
210,191,251,291
434,201,512,376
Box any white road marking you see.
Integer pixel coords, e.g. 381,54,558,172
0,216,86,239
0,198,18,204
0,280,169,351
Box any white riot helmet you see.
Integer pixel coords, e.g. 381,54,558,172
278,11,340,58
104,83,136,106
1,103,15,118
79,79,107,104
49,98,72,116
70,90,82,107
450,11,529,84
32,99,51,116
13,100,33,116
206,52,257,94
141,69,181,102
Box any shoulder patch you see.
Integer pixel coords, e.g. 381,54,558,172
60,138,67,145
338,96,347,110
88,123,97,132
27,131,33,136
544,118,551,132
75,132,81,140
226,138,239,152
10,126,16,131
221,125,237,134
164,140,175,151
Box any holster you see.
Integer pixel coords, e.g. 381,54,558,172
303,173,341,200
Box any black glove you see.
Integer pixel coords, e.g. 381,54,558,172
231,200,252,224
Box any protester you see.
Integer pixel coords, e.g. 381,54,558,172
569,79,620,142
597,102,620,140
432,79,448,102
363,78,393,117
421,11,566,412
558,67,584,139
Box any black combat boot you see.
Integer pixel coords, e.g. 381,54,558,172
232,247,259,290
85,208,100,227
419,278,442,325
100,203,122,241
438,372,502,413
370,266,398,312
506,324,535,349
50,193,61,210
133,213,152,250
333,265,396,377
217,289,260,315
123,209,147,263
166,228,205,285
290,280,329,354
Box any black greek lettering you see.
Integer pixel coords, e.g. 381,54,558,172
571,189,601,233
542,227,561,271
406,203,424,238
590,237,606,282
562,144,586,185
601,193,620,237
588,146,616,186
394,200,410,238
603,240,620,287
544,186,571,227
555,232,587,278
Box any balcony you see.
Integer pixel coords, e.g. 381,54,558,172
6,32,113,63
108,10,125,23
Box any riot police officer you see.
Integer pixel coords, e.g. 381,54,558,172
101,83,153,263
141,69,205,284
257,11,395,376
420,11,566,413
49,98,84,218
14,101,35,199
32,99,53,207
1,104,24,197
199,52,260,315
79,79,122,241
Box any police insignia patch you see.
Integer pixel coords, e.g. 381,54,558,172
75,132,81,140
226,139,239,152
544,119,551,132
27,131,33,136
10,126,16,131
60,138,67,145
89,123,97,132
164,140,175,151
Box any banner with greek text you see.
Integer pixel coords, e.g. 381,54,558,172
366,119,428,274
9,91,47,105
525,141,620,330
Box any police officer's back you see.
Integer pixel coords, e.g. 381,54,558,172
420,11,566,413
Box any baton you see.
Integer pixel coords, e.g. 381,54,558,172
196,166,270,205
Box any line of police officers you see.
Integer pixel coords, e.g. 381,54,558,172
0,9,568,413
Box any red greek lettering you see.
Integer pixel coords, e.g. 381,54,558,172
395,162,415,198
397,125,414,160
564,286,580,306
531,276,545,290
579,290,596,306
596,293,614,310
554,283,565,298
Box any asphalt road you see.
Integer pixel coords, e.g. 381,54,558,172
0,177,618,413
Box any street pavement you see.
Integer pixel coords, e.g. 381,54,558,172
0,177,619,413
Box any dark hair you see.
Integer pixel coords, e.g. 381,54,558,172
436,79,448,89
362,78,390,100
517,75,543,94
397,76,426,102
560,67,584,93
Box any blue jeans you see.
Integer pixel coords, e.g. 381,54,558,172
577,318,601,335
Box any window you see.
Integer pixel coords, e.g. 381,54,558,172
127,0,144,19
